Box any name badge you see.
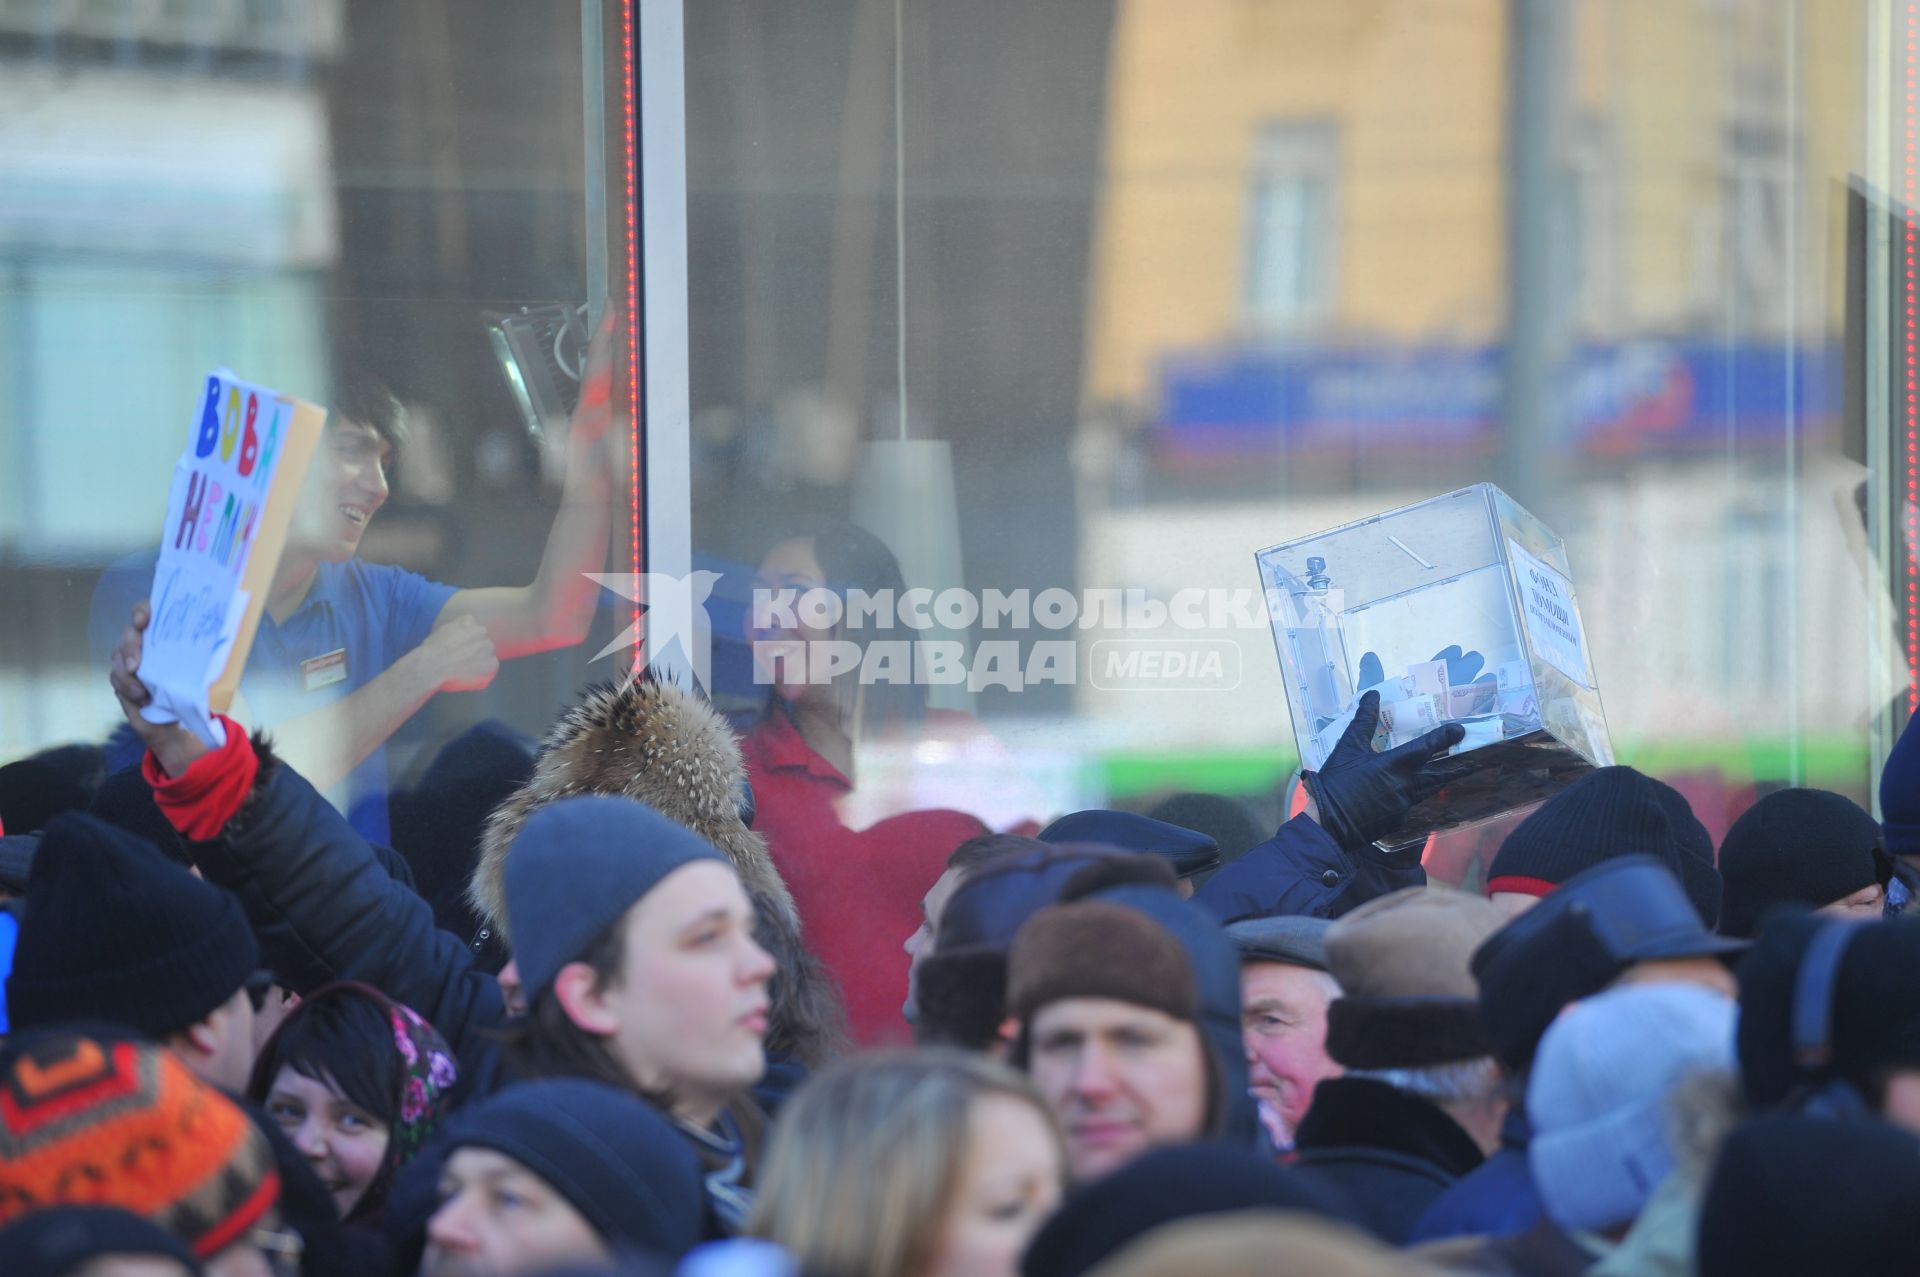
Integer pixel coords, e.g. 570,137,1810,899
301,648,348,692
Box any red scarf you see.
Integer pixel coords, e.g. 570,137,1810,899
144,718,259,841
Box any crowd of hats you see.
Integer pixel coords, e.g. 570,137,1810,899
1,704,1920,1277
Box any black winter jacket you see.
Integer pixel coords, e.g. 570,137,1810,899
191,744,763,1241
1195,815,1426,924
1290,1076,1487,1244
192,745,509,1068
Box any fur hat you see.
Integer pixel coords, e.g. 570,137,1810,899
1734,912,1920,1110
1323,887,1505,1070
1007,901,1200,1026
470,674,794,943
911,844,1143,1052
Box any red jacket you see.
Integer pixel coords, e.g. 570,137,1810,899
739,709,990,1045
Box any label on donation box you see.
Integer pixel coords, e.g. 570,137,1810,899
1507,538,1593,689
139,371,326,748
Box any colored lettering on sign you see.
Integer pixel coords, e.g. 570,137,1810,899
175,471,207,549
257,403,284,486
220,386,241,462
196,378,221,458
236,393,261,478
195,479,223,553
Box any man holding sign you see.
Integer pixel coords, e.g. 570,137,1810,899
93,317,616,842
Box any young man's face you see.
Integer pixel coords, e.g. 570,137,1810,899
599,861,777,1119
423,1147,610,1277
288,419,391,560
1026,996,1211,1183
903,866,965,1021
1240,960,1343,1146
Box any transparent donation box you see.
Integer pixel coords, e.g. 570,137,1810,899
1257,484,1614,845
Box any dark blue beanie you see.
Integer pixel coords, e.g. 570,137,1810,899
0,1206,203,1277
1882,710,1920,860
504,795,726,1000
1040,809,1220,878
1019,1143,1357,1277
445,1079,704,1261
6,811,258,1037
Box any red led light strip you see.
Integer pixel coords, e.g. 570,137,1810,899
623,0,644,676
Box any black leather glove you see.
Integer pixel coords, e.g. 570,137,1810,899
1303,690,1467,850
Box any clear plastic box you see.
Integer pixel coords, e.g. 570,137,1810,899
1256,483,1613,844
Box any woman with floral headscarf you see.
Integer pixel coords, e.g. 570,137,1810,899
248,981,458,1222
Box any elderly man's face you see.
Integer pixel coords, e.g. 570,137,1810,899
1240,960,1342,1147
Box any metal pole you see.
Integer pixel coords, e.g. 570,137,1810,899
583,0,608,329
1501,0,1569,514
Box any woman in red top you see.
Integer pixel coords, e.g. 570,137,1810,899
737,524,995,1045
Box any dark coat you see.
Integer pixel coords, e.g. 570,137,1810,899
1290,1075,1486,1244
1410,1108,1543,1243
192,745,508,1070
190,743,767,1242
1195,815,1425,924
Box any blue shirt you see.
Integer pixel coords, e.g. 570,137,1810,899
90,550,456,844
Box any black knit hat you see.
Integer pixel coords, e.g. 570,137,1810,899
6,812,259,1037
0,745,105,837
1735,912,1920,1111
1718,788,1890,938
1473,856,1745,1072
1487,766,1723,926
1881,711,1920,860
1652,777,1725,929
1019,1143,1357,1277
0,834,38,895
1698,1114,1920,1277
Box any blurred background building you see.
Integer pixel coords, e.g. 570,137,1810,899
2,0,1912,877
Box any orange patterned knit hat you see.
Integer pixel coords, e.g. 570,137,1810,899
0,1032,279,1259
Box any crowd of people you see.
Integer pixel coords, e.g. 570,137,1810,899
4,582,1920,1277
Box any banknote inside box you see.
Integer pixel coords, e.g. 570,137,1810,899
1256,483,1614,845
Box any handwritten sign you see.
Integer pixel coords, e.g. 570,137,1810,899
1507,538,1593,689
139,371,326,747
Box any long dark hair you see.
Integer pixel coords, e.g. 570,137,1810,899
752,886,848,1069
764,521,929,734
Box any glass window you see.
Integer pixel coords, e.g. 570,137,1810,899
2,0,1914,1049
1241,121,1337,331
1,3,626,861
666,0,1907,1041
